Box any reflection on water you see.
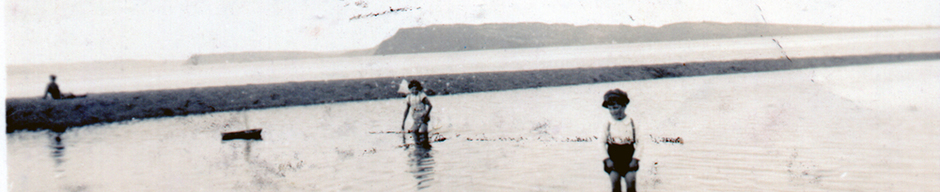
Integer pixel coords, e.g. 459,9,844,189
48,131,72,191
51,132,65,166
408,134,435,190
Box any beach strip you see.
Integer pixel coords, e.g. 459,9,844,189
6,29,940,132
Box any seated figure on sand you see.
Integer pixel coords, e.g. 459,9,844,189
43,75,86,100
402,80,433,148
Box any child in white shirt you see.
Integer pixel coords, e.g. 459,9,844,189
602,89,642,192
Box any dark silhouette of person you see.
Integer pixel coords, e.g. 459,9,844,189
43,75,86,100
44,75,62,99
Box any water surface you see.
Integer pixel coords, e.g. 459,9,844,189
8,61,940,191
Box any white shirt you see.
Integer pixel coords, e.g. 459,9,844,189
406,92,430,119
604,113,644,160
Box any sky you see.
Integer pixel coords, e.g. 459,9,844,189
5,0,940,64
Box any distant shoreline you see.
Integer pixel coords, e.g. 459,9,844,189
374,22,923,55
190,22,926,64
7,52,939,133
11,22,927,66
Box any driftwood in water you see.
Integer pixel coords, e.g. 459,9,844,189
397,136,448,148
222,129,263,141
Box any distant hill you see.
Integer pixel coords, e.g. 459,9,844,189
374,22,920,55
62,22,923,66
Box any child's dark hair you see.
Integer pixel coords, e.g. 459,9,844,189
408,80,423,91
602,89,629,108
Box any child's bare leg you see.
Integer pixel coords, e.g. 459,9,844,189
624,171,637,192
413,122,430,146
603,158,614,173
609,170,622,192
409,121,428,145
410,122,420,133
418,120,428,133
418,115,430,133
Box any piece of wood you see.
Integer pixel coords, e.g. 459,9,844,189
221,129,263,141
397,136,448,148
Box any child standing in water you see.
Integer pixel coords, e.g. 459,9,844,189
602,89,642,192
402,80,433,148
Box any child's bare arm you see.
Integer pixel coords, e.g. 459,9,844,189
422,97,432,112
603,122,610,150
43,85,51,99
402,103,411,144
402,103,412,129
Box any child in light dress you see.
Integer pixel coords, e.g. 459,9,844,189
402,80,433,148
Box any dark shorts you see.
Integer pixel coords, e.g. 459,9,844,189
606,143,639,174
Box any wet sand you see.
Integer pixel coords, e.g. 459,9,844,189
7,60,939,191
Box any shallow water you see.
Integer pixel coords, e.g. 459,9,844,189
8,61,940,191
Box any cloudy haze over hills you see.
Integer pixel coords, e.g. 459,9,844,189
6,0,939,65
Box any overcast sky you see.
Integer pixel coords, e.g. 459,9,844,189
6,0,939,64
